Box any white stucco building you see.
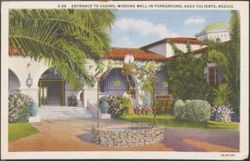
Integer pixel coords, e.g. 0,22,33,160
8,21,229,120
195,21,230,42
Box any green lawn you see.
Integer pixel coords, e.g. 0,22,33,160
9,122,39,142
118,114,238,129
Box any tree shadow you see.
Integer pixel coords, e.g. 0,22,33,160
76,133,93,143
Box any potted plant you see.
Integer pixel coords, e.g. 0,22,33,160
99,97,109,113
29,102,39,117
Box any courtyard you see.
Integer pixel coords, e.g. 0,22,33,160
9,118,239,152
6,8,242,156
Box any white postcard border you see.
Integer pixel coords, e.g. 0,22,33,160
1,1,249,160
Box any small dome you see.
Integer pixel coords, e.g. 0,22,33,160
201,21,229,32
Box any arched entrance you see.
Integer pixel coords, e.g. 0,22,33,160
76,91,84,107
99,68,136,96
38,69,65,106
8,69,21,92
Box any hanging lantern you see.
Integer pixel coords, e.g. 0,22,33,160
26,73,33,88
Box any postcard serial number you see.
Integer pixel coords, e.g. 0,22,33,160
221,153,235,157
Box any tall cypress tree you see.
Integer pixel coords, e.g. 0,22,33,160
228,10,240,114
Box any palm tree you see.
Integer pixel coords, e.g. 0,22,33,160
9,9,116,89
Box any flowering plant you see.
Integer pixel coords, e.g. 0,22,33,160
134,104,153,115
9,92,33,123
210,105,234,123
100,95,124,117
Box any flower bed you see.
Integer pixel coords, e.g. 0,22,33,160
210,105,234,122
91,123,165,147
134,104,153,115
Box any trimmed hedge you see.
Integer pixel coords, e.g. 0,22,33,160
174,99,211,122
173,99,186,120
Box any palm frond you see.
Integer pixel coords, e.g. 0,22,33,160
9,9,116,88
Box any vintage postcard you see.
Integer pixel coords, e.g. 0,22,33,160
1,0,249,160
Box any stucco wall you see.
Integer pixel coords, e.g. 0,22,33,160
145,41,206,58
147,43,166,56
8,55,168,114
8,56,99,109
9,56,49,105
207,31,230,42
166,43,205,58
196,31,230,42
9,56,49,89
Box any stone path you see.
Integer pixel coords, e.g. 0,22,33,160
9,118,239,152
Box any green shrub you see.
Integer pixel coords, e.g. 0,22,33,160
174,99,211,122
118,96,133,114
173,99,186,120
9,92,33,123
213,83,231,106
185,100,211,122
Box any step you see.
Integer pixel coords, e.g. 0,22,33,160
39,106,93,120
40,115,92,119
39,109,89,112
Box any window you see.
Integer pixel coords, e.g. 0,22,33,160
99,79,107,93
208,66,218,85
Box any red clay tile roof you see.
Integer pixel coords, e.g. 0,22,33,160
167,37,202,44
9,48,26,56
9,47,166,61
141,37,202,49
104,48,166,62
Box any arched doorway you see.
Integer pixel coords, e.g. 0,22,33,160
38,69,65,106
99,68,136,96
8,69,21,92
76,91,84,107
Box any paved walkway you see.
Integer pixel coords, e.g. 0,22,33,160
9,118,239,152
164,127,239,152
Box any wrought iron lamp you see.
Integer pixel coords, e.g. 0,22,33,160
26,73,33,88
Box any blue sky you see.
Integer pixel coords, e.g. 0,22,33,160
110,10,231,48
